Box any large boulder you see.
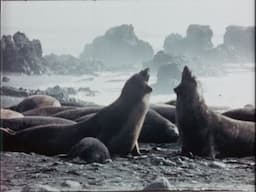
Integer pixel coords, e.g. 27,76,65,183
80,24,154,69
1,32,47,74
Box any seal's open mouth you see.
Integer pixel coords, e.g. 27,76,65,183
139,68,150,82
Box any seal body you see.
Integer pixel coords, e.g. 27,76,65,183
2,69,152,156
222,107,255,122
139,109,179,143
1,116,75,131
10,95,61,112
23,106,76,116
174,66,255,158
67,137,110,163
0,109,24,119
53,107,102,121
75,110,179,143
150,104,176,123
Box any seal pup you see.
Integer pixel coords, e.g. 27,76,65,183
9,95,61,113
174,66,255,158
65,137,111,163
222,107,255,122
0,109,24,119
2,68,152,156
1,116,75,131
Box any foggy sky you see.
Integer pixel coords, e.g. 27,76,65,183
1,0,254,57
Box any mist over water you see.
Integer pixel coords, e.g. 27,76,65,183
3,63,254,108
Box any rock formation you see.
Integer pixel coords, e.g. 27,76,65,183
1,32,47,74
80,24,154,69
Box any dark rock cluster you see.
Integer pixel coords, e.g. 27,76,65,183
80,24,154,70
1,32,47,74
1,25,254,75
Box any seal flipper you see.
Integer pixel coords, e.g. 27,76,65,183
131,142,141,156
0,127,19,151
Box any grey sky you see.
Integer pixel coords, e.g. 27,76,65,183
1,0,254,57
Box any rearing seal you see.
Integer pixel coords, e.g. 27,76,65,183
2,68,152,156
174,66,255,158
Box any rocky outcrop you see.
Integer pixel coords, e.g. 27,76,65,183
219,25,254,63
143,50,186,72
164,25,254,64
152,63,182,94
80,24,154,69
164,24,213,57
1,32,47,74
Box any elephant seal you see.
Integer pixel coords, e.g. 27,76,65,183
2,68,152,156
164,100,177,106
53,106,102,121
23,106,76,116
174,66,255,158
66,137,110,163
1,116,75,131
0,109,24,119
150,104,176,123
222,107,255,122
139,109,179,143
75,109,179,143
9,95,61,112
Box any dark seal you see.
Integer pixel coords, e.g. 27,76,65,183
222,107,255,122
174,66,255,158
23,106,76,116
2,69,152,156
75,109,179,143
1,116,75,131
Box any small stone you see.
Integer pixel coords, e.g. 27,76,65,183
61,180,81,189
22,184,59,192
143,177,172,191
209,161,226,169
2,76,10,82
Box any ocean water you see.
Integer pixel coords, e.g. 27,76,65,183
2,63,255,109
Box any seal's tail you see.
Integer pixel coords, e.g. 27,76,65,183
0,127,19,151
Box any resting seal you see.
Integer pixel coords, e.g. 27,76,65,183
1,116,75,131
66,137,110,163
2,69,152,156
174,66,255,158
222,107,255,122
75,109,179,143
22,106,76,116
53,106,102,121
0,109,24,119
9,95,61,113
139,109,179,143
150,104,176,123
